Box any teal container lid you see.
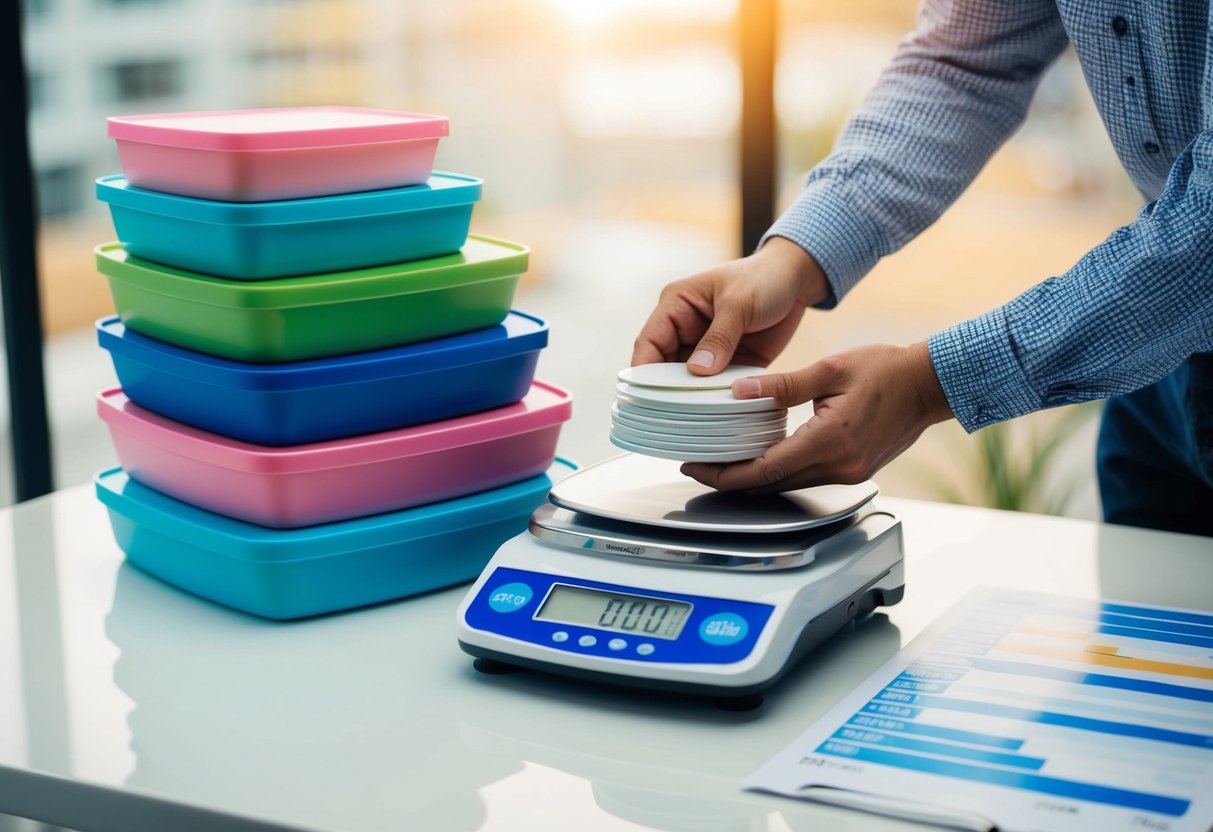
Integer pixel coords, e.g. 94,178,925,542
95,460,577,564
95,171,481,225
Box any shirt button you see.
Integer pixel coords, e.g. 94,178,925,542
1111,16,1128,36
1124,75,1135,87
1143,141,1161,155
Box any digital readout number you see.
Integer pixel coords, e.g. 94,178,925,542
597,597,686,638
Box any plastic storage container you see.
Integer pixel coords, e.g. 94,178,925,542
96,312,548,445
97,235,528,362
107,107,449,202
95,459,576,619
95,173,481,279
97,383,572,528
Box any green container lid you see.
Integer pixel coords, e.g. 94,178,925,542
97,235,530,363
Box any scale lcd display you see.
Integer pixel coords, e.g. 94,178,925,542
536,584,691,640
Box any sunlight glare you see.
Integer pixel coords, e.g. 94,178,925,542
560,48,739,140
549,0,737,27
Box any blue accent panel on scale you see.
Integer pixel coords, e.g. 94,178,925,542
463,566,774,665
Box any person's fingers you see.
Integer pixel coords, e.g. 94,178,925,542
679,344,949,495
731,357,845,408
631,299,708,366
631,337,669,367
684,463,844,494
682,459,839,493
737,463,850,494
687,305,747,375
680,420,834,491
631,313,675,366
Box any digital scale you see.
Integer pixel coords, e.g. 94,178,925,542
456,453,904,708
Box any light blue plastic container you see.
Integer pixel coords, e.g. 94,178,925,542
95,460,575,620
95,171,482,279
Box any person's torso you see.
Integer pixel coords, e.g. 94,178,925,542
1057,1,1208,200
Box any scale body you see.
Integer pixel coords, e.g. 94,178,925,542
456,454,905,702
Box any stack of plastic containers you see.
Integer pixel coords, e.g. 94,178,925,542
92,106,573,620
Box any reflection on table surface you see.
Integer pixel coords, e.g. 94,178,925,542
0,485,1210,831
104,554,904,831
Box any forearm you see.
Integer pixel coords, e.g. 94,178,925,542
933,131,1213,431
765,0,1068,307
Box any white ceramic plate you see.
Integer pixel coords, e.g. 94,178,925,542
611,405,790,436
616,383,779,414
614,401,788,425
618,362,767,390
610,423,783,449
611,419,781,446
608,434,769,463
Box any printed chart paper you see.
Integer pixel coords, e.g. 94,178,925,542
746,588,1213,832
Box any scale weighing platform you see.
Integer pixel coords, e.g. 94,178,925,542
456,453,904,708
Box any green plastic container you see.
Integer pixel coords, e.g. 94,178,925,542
96,235,529,363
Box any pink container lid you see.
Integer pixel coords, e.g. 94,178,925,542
107,107,450,152
96,382,572,476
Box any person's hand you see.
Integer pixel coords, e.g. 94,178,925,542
631,237,831,373
681,342,955,492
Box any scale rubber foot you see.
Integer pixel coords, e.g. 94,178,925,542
713,693,763,712
473,657,522,675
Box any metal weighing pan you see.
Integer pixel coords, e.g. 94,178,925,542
547,453,879,534
528,503,861,571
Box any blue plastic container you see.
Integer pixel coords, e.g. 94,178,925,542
95,459,576,620
95,171,481,279
95,311,548,445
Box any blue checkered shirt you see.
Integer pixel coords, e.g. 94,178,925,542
764,0,1213,432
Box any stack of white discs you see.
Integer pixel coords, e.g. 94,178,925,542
609,363,787,462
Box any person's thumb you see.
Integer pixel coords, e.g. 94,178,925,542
732,360,836,408
686,307,746,375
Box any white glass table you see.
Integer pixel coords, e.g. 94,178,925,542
0,483,1209,831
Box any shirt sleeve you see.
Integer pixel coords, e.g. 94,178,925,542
930,125,1213,431
762,0,1069,307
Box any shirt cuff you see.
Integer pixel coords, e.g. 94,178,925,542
758,172,889,310
928,307,1043,432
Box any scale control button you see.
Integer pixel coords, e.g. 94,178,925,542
578,635,598,647
608,638,627,651
552,631,569,643
488,582,533,613
700,613,749,646
636,643,655,656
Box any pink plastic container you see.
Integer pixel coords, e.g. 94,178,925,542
107,107,450,202
96,382,572,528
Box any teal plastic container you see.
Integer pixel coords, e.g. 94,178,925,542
95,172,481,279
95,460,576,620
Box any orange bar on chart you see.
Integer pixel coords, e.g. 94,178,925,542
1013,625,1092,641
998,642,1213,681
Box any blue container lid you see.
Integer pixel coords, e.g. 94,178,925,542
95,459,577,564
95,311,548,392
95,171,482,225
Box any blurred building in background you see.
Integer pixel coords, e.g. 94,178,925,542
11,0,1141,515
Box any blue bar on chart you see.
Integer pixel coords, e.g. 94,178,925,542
746,588,1213,832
